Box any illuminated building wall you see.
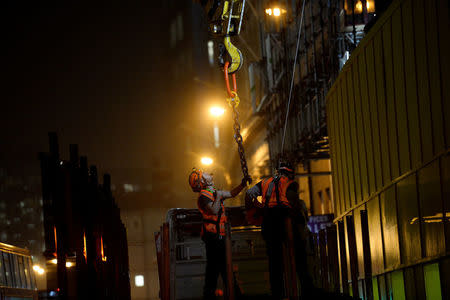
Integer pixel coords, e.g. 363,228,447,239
327,0,449,297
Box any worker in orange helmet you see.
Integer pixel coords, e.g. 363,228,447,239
245,162,312,299
189,168,250,300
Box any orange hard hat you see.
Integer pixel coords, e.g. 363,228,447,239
188,168,205,192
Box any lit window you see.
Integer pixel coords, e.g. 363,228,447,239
207,41,214,66
135,275,144,287
123,184,134,193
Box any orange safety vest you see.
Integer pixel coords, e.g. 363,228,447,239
261,176,294,208
197,189,227,237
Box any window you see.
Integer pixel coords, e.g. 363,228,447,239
3,252,12,286
135,274,144,287
207,40,214,66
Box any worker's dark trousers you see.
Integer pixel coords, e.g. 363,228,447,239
203,235,241,300
262,207,313,299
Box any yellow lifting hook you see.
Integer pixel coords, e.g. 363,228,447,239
221,0,245,74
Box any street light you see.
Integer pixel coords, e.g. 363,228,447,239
264,2,287,17
201,157,213,166
210,106,225,118
264,1,288,32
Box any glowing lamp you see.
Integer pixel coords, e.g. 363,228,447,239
264,1,287,17
201,157,213,165
210,106,225,118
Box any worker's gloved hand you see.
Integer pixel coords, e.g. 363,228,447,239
241,176,252,186
245,188,259,200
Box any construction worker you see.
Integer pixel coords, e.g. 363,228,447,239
189,168,250,300
245,162,312,299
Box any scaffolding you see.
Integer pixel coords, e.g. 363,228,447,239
258,0,374,168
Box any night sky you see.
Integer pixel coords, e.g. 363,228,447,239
2,3,176,176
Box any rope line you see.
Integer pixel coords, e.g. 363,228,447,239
280,0,307,154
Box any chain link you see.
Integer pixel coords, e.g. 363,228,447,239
230,102,251,182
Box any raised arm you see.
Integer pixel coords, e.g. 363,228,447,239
220,177,252,200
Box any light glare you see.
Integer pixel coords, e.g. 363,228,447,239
273,8,281,16
50,258,57,264
201,157,213,165
210,107,225,117
265,8,272,16
135,275,144,287
33,265,45,275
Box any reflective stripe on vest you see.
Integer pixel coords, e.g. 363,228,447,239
261,176,293,208
197,189,227,236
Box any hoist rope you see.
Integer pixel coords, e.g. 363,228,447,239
280,0,307,154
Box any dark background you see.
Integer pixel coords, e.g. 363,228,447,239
1,3,177,176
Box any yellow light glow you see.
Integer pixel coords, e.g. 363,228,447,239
265,8,272,16
273,8,281,16
355,1,363,13
50,258,57,264
201,157,213,165
210,106,225,118
33,265,45,275
66,262,73,268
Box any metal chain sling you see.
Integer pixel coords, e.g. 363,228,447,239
223,62,250,180
212,0,251,182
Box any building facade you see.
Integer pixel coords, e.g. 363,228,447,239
327,0,449,297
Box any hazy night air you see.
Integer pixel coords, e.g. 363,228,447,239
2,1,449,299
2,3,183,182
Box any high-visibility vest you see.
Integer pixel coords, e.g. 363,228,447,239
261,176,294,208
197,189,227,237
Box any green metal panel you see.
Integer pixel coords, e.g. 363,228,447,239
372,277,380,300
353,58,369,201
338,78,350,211
382,19,401,180
401,0,422,170
397,173,421,264
358,51,376,197
373,32,391,187
343,71,356,207
347,62,362,206
380,186,400,269
391,270,406,300
412,0,434,162
332,96,343,216
424,0,445,155
392,7,411,175
436,0,450,148
367,196,384,275
418,160,445,257
327,94,340,216
365,42,383,192
335,88,346,213
424,263,442,300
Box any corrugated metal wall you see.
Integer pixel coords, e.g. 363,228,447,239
326,0,449,297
